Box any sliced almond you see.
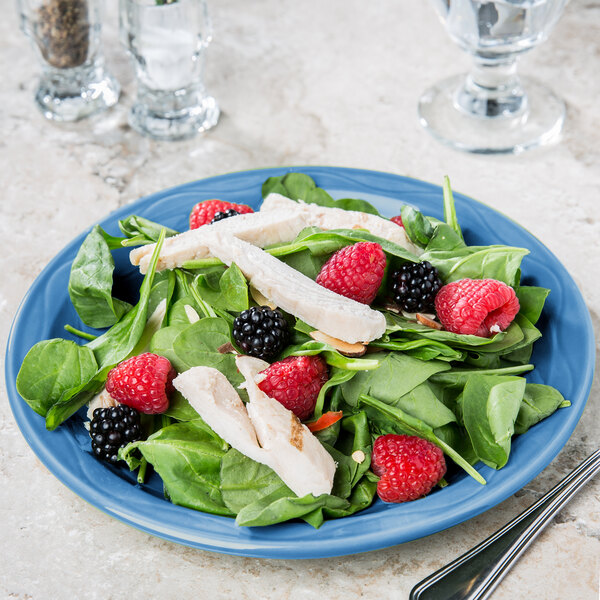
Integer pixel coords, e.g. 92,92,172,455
416,313,442,330
383,302,402,314
351,450,366,464
218,342,238,355
310,330,366,357
250,285,277,310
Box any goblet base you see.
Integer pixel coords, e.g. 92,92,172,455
35,66,120,122
418,75,565,155
129,95,220,142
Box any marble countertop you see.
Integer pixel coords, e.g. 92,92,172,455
1,1,598,598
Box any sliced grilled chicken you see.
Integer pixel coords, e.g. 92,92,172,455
261,193,421,255
236,355,336,497
201,230,386,343
172,362,336,497
172,366,267,465
131,210,307,274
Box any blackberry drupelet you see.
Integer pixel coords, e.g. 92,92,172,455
89,405,142,464
232,306,289,361
391,261,442,313
210,209,240,224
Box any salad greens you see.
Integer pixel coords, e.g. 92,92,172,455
15,173,570,528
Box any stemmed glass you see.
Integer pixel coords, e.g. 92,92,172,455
119,0,219,141
419,0,568,154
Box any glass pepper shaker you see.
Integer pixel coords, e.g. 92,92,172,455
17,0,120,121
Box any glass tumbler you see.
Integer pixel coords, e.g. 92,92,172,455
418,0,568,154
119,0,220,141
17,0,120,122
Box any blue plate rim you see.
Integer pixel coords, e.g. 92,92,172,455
5,166,595,559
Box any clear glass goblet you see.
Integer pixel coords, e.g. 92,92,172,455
119,0,220,141
418,0,568,154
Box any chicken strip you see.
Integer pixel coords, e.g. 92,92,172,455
201,230,386,343
130,209,308,274
236,356,336,498
172,367,266,465
172,363,335,498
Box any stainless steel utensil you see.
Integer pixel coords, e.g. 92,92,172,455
410,448,600,600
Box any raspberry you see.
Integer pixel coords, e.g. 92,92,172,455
316,242,386,304
89,405,142,464
371,434,446,503
189,199,253,229
105,353,176,414
233,306,290,361
390,215,403,227
257,355,328,420
434,278,520,337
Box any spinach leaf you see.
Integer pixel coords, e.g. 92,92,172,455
120,419,233,516
220,448,291,514
167,295,200,326
118,215,179,247
194,263,248,312
384,312,509,348
400,205,434,247
284,339,380,372
462,375,526,469
150,323,191,372
430,364,534,388
420,245,528,286
266,227,418,264
369,336,465,362
358,394,486,484
235,489,351,528
16,339,98,416
45,231,166,429
514,384,570,435
68,225,132,328
170,318,245,393
86,230,166,369
442,176,463,242
278,248,326,279
163,391,201,421
424,223,466,252
516,286,550,325
341,352,450,407
391,382,457,429
45,366,111,430
261,172,381,216
313,368,356,418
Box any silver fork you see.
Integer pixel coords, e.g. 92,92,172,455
410,448,600,600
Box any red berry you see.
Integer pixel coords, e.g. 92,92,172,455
316,242,386,304
105,353,176,414
371,434,446,503
390,215,403,227
257,355,328,421
189,199,253,229
435,278,520,337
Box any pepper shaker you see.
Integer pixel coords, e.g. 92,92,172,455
17,0,120,121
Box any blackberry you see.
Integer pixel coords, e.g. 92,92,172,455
210,209,240,224
391,261,442,313
232,306,289,361
89,405,142,464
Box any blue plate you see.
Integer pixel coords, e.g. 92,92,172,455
5,167,595,558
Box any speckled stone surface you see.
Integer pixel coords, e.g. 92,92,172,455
1,1,599,598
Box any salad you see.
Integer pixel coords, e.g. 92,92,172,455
15,172,570,528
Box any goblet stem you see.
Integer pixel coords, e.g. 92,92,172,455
456,56,526,120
